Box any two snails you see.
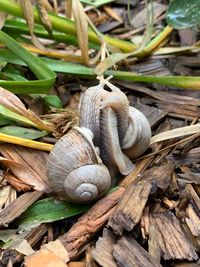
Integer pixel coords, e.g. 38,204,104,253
47,77,151,204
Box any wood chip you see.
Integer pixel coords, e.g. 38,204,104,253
108,180,152,235
59,187,125,260
113,234,161,267
148,211,198,261
92,228,117,267
0,191,43,227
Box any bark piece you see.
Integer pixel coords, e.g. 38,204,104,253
92,228,117,267
0,191,43,227
148,211,198,261
108,180,152,235
109,163,174,235
59,187,125,260
113,234,161,267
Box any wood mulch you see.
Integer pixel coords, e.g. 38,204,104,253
0,0,200,266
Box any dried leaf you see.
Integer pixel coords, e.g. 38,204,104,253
65,0,72,18
0,157,47,191
42,240,69,263
72,0,89,65
0,144,50,192
150,124,200,145
0,186,12,210
20,0,44,49
0,87,51,131
11,239,35,256
24,248,67,267
0,12,6,30
36,0,52,36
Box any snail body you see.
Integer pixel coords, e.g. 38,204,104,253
47,77,151,203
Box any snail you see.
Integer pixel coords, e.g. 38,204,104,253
47,127,111,203
47,76,151,203
79,76,151,178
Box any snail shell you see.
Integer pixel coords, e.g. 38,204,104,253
47,127,111,203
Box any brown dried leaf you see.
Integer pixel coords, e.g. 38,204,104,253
36,0,52,36
0,157,47,192
65,0,72,18
6,173,32,192
0,87,51,131
20,0,44,49
0,144,50,192
72,0,89,65
0,12,6,30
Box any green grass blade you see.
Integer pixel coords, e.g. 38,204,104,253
17,197,90,230
0,126,48,140
0,0,137,52
1,48,200,90
0,31,56,93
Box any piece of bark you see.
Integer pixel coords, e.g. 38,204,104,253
137,162,174,191
178,172,200,185
92,228,117,267
113,234,161,267
1,224,48,266
108,180,152,235
0,191,43,227
59,187,125,260
185,204,200,237
168,147,200,166
148,211,198,261
116,81,200,106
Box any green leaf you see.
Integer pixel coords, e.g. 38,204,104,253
167,0,200,29
0,126,48,140
17,197,89,230
0,30,56,93
0,115,14,126
44,95,63,109
80,0,114,7
0,105,39,128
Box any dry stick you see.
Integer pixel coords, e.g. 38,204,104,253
136,131,200,161
59,187,125,260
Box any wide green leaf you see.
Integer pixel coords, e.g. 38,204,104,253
17,197,89,230
44,95,63,109
0,126,48,139
167,0,200,29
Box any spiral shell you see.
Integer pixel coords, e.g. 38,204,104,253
47,127,111,203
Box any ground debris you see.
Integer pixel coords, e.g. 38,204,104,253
149,211,198,261
113,234,161,267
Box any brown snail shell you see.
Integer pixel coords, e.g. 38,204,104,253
47,127,111,204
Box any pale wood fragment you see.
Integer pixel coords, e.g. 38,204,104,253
108,180,152,235
92,228,117,267
0,191,43,227
148,211,198,261
113,234,161,267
